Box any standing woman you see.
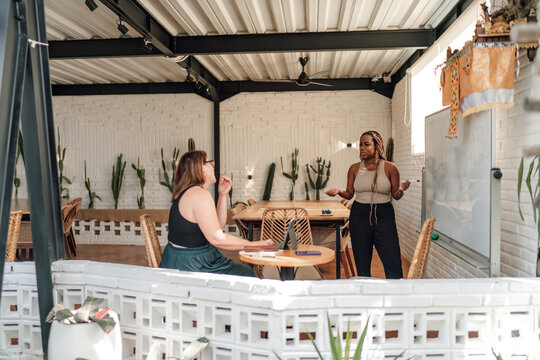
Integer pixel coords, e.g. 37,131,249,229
325,131,410,279
160,150,273,277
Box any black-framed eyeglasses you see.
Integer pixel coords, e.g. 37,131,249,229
204,160,215,167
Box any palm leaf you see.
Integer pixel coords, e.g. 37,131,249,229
307,332,325,360
327,314,340,359
352,316,369,360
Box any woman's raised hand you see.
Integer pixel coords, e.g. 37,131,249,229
218,176,232,196
325,188,340,196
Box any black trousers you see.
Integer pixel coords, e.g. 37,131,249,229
349,201,403,279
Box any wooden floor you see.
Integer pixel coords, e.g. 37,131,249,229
76,245,410,279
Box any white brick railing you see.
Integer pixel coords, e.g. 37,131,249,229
1,261,540,359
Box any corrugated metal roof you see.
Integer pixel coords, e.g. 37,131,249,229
45,0,462,85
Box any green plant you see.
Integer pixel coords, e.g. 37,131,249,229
131,157,146,209
188,137,196,152
281,148,299,200
305,182,310,200
262,163,276,200
111,154,126,209
518,155,540,245
84,161,102,209
159,147,180,193
306,157,332,200
57,127,73,199
46,296,116,334
386,137,394,162
274,314,370,360
148,337,208,360
13,130,25,198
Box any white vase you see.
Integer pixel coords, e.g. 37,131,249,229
48,311,121,360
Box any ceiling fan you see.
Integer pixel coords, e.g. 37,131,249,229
255,57,332,87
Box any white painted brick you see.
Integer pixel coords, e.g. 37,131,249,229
362,281,412,294
432,295,482,307
483,293,531,306
335,295,384,308
308,281,361,295
384,295,432,307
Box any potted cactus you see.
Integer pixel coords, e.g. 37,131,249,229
306,157,331,200
281,148,299,202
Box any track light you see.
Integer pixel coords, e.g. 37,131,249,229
117,19,128,35
142,38,153,52
186,69,196,82
85,0,98,11
194,81,203,91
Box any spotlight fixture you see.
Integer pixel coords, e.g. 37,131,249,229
347,143,352,148
142,38,153,52
85,0,98,11
186,69,196,82
247,175,253,180
194,81,203,91
116,19,128,35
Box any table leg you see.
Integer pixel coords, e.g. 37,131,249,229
336,223,341,279
248,223,253,241
279,267,295,281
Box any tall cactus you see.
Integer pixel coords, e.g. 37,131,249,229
84,160,102,209
188,138,195,152
262,163,275,200
304,182,310,200
13,130,25,198
57,127,73,199
111,154,126,209
306,157,331,200
159,147,180,193
281,148,299,200
131,157,146,209
386,137,394,162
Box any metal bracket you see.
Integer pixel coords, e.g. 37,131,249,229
28,38,48,48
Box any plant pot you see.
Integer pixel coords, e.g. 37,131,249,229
48,311,121,360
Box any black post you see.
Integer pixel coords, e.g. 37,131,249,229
214,100,220,200
22,0,66,354
0,0,29,305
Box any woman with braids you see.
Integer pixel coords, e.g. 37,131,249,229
325,131,410,279
160,150,273,277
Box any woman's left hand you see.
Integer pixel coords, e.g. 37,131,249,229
218,176,233,196
399,179,411,192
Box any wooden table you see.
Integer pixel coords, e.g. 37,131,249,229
239,244,334,280
232,200,349,279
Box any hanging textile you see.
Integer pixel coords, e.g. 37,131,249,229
441,42,516,138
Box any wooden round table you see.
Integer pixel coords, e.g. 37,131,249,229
239,245,335,280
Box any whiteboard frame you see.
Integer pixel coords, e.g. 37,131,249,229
422,107,500,277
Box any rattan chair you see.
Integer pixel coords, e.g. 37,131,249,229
63,198,82,258
140,214,163,268
257,207,324,280
230,203,249,239
6,211,23,262
339,202,357,278
407,216,436,279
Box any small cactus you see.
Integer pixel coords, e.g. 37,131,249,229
84,161,102,209
13,130,25,198
57,127,73,199
304,182,310,200
262,163,275,200
159,147,180,193
111,154,126,209
131,157,146,209
386,137,394,162
188,138,195,152
306,157,331,200
281,148,299,200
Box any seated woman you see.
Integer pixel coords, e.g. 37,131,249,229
160,150,272,277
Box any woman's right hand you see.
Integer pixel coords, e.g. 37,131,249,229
325,188,339,196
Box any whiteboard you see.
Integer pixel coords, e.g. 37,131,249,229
424,107,494,258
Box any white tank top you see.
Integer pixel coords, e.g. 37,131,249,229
354,160,392,204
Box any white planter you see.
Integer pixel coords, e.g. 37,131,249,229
48,311,121,360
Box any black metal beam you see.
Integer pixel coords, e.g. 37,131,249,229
49,38,163,58
52,82,197,96
392,0,475,87
48,29,435,59
97,0,173,55
213,100,220,200
218,78,394,101
177,56,219,101
174,29,435,55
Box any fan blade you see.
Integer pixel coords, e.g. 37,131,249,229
309,81,333,87
309,71,329,78
252,79,296,83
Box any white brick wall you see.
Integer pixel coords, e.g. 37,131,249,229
392,49,540,278
220,91,391,202
14,93,214,209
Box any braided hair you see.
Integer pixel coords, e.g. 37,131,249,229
361,130,386,224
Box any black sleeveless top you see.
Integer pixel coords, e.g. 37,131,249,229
168,186,208,247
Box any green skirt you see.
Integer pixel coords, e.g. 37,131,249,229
159,243,255,277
